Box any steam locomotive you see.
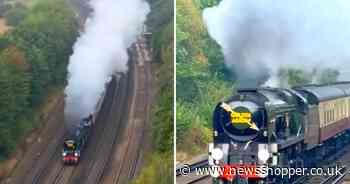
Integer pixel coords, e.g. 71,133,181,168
61,75,115,165
210,82,350,183
62,115,93,164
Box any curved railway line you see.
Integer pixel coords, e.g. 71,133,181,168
99,36,152,184
320,167,348,184
176,156,211,184
177,147,350,184
186,175,211,184
2,36,152,184
177,161,348,184
303,142,350,184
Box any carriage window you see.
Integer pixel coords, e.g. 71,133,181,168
335,103,337,121
344,102,346,117
341,102,343,118
332,110,335,121
334,106,337,121
335,103,337,120
338,102,340,120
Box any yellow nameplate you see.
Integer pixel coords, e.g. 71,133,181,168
231,111,252,124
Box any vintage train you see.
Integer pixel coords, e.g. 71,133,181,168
62,115,93,164
210,82,350,183
61,75,115,165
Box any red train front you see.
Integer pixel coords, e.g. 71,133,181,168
62,140,80,164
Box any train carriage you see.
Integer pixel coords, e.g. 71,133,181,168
210,82,350,183
61,75,115,165
294,85,350,148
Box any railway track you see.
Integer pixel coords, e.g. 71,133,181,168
99,36,152,184
292,167,348,184
303,142,350,184
176,160,208,176
320,167,348,184
177,147,350,184
4,36,152,184
63,75,125,184
74,74,128,184
177,161,348,184
2,98,66,184
186,175,211,184
32,73,121,184
176,157,210,184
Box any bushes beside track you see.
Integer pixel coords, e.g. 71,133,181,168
0,0,78,160
132,0,173,183
176,0,233,161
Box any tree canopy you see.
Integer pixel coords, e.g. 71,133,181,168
176,0,232,160
0,0,78,159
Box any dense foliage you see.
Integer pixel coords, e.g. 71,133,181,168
278,68,312,87
3,4,27,27
132,0,173,183
0,1,11,17
316,68,340,84
0,0,78,159
176,0,232,159
278,67,340,87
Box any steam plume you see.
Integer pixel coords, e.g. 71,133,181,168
203,0,350,87
64,0,149,123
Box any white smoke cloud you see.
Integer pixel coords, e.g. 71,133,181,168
203,0,350,87
64,0,150,122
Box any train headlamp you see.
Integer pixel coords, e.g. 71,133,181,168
74,152,79,157
62,152,67,156
211,148,223,160
258,149,269,162
258,144,270,163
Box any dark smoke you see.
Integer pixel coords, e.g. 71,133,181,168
203,0,350,88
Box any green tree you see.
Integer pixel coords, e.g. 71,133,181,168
278,68,312,87
317,68,339,84
4,4,27,26
133,0,173,183
0,46,31,158
194,0,221,10
8,0,78,104
0,2,11,17
0,0,78,159
176,0,232,160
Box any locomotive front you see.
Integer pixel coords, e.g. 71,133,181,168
62,139,80,164
210,88,305,182
213,98,266,143
62,116,93,165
